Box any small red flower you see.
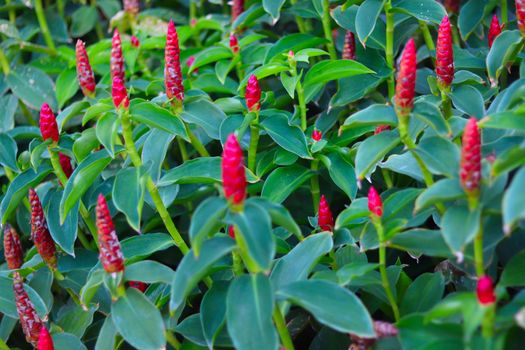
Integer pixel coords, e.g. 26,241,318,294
477,275,496,305
3,224,23,270
374,125,391,134
186,56,197,73
123,0,139,15
96,194,125,274
29,189,57,270
395,38,417,116
318,195,334,232
37,326,54,350
39,103,59,143
488,14,502,48
165,20,184,102
443,0,459,14
517,0,525,35
230,34,239,54
13,272,42,346
342,31,356,60
129,281,148,292
111,29,125,82
112,76,129,109
436,16,454,89
368,186,383,218
460,118,481,195
228,225,236,238
59,153,73,179
131,35,140,48
75,40,96,97
232,0,244,22
312,129,322,141
245,74,261,112
221,134,246,206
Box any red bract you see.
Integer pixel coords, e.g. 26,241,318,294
59,153,73,178
123,0,139,15
368,186,383,218
230,34,239,54
477,275,496,305
75,40,96,97
221,134,246,206
129,281,148,292
131,35,140,48
436,16,454,89
517,0,525,35
443,0,459,14
29,189,57,270
96,194,125,274
228,225,235,238
374,125,391,134
460,118,481,195
488,14,502,48
39,103,59,143
111,29,125,82
37,326,54,350
395,38,416,115
312,129,322,141
3,224,23,270
112,76,129,109
342,31,356,60
186,56,197,73
232,0,244,22
318,195,334,232
245,74,261,112
13,272,42,347
165,20,184,102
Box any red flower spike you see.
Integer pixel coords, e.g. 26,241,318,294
232,0,244,22
123,0,139,15
374,125,391,134
342,31,356,60
443,0,459,14
165,20,184,102
477,275,496,305
112,76,129,109
96,194,125,274
318,195,334,232
59,153,73,179
221,134,247,206
111,29,125,82
517,0,525,35
131,35,140,48
129,281,148,292
436,16,454,89
368,186,383,218
488,14,502,48
460,117,481,195
13,272,42,347
245,74,261,112
39,103,59,143
312,129,322,141
3,224,23,270
75,40,96,97
394,38,417,115
29,189,57,270
37,326,54,350
228,225,235,238
230,34,239,54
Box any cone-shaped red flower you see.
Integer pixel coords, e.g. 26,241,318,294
13,272,42,346
374,125,391,134
477,275,496,305
342,31,356,60
96,194,125,274
517,0,525,35
444,0,459,14
29,189,57,270
232,0,244,22
395,38,417,116
221,134,246,206
312,129,322,141
460,118,481,196
131,35,140,48
368,186,383,218
111,29,125,82
112,76,129,109
245,74,261,112
165,20,184,103
318,195,334,232
228,225,236,238
59,153,73,179
436,16,454,89
230,34,239,54
39,103,59,143
123,0,139,15
3,224,23,270
488,14,502,48
129,281,148,292
37,326,54,350
75,40,96,98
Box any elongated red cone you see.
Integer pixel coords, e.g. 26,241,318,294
460,118,481,196
13,272,42,346
221,134,246,206
368,186,383,218
395,38,417,117
232,0,244,22
436,16,454,89
39,103,59,143
112,75,129,109
75,40,96,97
165,20,184,103
59,153,73,178
517,0,525,35
111,29,125,82
342,31,356,60
488,14,502,48
4,224,23,270
245,74,261,112
318,195,334,232
477,275,496,305
37,326,54,350
228,225,236,238
96,194,125,273
29,189,57,270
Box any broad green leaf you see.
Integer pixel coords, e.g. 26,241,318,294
227,274,278,350
121,233,174,262
0,95,17,132
500,250,525,287
73,128,99,162
0,133,18,170
176,314,233,347
5,65,57,110
249,198,302,238
264,33,327,63
355,130,400,180
492,145,525,177
260,114,311,159
56,304,95,338
189,197,229,255
201,281,229,349
337,262,379,286
342,104,397,129
502,167,525,234
415,178,464,211
82,102,113,126
441,204,481,255
45,190,79,256
52,333,88,350
71,5,97,36
238,63,289,90
57,101,90,129
261,165,314,203
319,152,358,199
124,260,174,284
335,198,369,229
392,0,447,23
414,136,460,177
111,289,166,350
355,0,385,46
0,277,49,319
303,60,374,88
112,167,145,232
190,46,233,72
449,86,485,118
56,68,79,109
130,101,188,139
413,100,449,135
142,129,175,182
263,0,286,21
95,113,119,157
277,280,375,337
400,273,444,315
487,30,523,83
480,111,525,131
95,316,117,350
181,98,226,139
381,152,423,181
391,229,452,258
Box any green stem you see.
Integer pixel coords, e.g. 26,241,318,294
296,81,307,131
321,0,337,60
56,0,64,17
273,306,295,350
19,41,56,56
5,0,15,23
176,137,189,162
235,58,245,81
0,337,10,350
311,159,320,212
0,47,10,75
290,0,307,33
19,100,37,126
381,168,393,189
501,0,508,25
166,331,181,350
385,0,395,99
481,305,495,340
185,124,210,157
232,249,244,276
248,113,260,172
419,20,435,66
34,0,56,53
451,22,460,46
474,223,484,277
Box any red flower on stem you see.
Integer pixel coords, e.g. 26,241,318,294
111,29,125,82
59,153,73,178
13,272,42,346
460,118,481,197
75,40,96,97
318,195,334,232
368,186,383,218
112,76,129,109
221,134,246,206
37,326,54,350
395,38,417,116
342,31,356,60
29,189,57,270
39,103,59,143
3,224,23,270
517,0,525,35
165,20,184,103
374,125,391,134
312,129,322,141
488,14,502,48
232,0,244,22
477,275,496,305
230,34,239,54
96,194,125,274
131,35,140,48
436,16,454,89
245,74,261,112
129,281,148,292
228,225,236,238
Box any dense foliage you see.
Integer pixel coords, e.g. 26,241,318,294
2,0,525,349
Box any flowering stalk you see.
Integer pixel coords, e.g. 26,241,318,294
477,275,496,338
246,74,261,172
34,0,56,55
13,272,43,346
287,51,307,131
444,0,459,14
58,153,73,179
29,189,58,272
112,76,129,109
96,194,125,274
342,31,356,60
322,0,337,60
318,195,334,232
436,16,454,120
4,224,23,270
37,326,54,350
230,33,244,80
517,0,525,34
384,0,395,98
488,14,502,48
76,40,96,98
368,186,400,321
222,134,247,210
111,30,125,83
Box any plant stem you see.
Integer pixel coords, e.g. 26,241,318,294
19,41,56,56
0,337,10,350
273,306,295,350
296,81,307,131
501,0,508,24
185,124,209,157
247,112,260,172
419,20,435,66
290,0,307,33
321,0,337,60
474,223,484,277
381,168,393,188
311,159,320,212
176,137,189,162
34,0,56,53
5,0,15,23
0,47,10,75
56,0,64,17
166,330,181,350
385,0,395,99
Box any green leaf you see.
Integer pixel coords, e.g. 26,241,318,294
487,30,523,83
6,65,57,110
260,114,311,159
264,33,326,63
170,237,236,311
413,100,449,135
503,167,525,234
52,333,88,350
249,198,302,238
355,130,400,180
414,136,460,177
458,0,496,40
337,262,379,286
60,150,112,222
500,249,525,287
82,102,113,126
449,85,485,118
112,167,146,232
176,314,233,347
355,0,385,46
121,233,174,262
415,178,464,212
392,0,447,23
226,274,278,350
303,60,374,88
130,101,188,139
263,0,286,21
71,6,97,37
335,198,369,229
142,129,175,182
73,128,99,162
319,152,358,199
45,190,79,256
391,229,452,258
238,63,290,90
480,111,525,131
189,197,229,255
0,133,18,170
0,277,49,319
56,68,79,109
190,46,233,72
96,113,119,157
111,289,166,350
124,260,174,284
401,273,445,315
277,280,375,337
56,304,95,338
342,104,397,129
95,316,117,350
181,98,227,139
492,145,525,177
201,281,229,349
261,165,314,203
441,204,481,255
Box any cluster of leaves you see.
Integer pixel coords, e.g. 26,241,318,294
2,0,525,349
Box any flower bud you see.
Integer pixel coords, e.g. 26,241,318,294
443,0,459,14
131,35,140,48
368,186,383,218
488,14,502,48
245,74,261,112
129,281,148,292
228,225,235,238
165,20,184,103
221,134,246,206
232,0,244,22
395,38,417,117
517,0,525,35
3,224,23,270
112,76,129,109
13,272,42,346
111,29,125,82
460,118,481,196
436,16,454,89
312,129,322,141
342,31,356,60
75,40,96,98
318,195,334,232
39,103,59,143
37,326,54,350
59,153,73,179
374,125,391,134
230,34,239,54
123,0,139,16
29,189,57,270
96,194,125,274
476,275,496,305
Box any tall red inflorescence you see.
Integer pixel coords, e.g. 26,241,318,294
436,16,454,89
318,195,334,232
39,103,59,143
165,20,184,103
111,29,125,82
232,0,244,22
221,134,247,206
517,0,525,35
460,118,481,196
96,194,125,274
394,38,417,116
112,76,129,109
75,40,96,97
488,14,502,48
29,189,57,270
13,272,42,346
3,224,23,270
245,74,261,112
37,326,54,350
477,275,496,305
342,31,356,60
368,186,383,218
